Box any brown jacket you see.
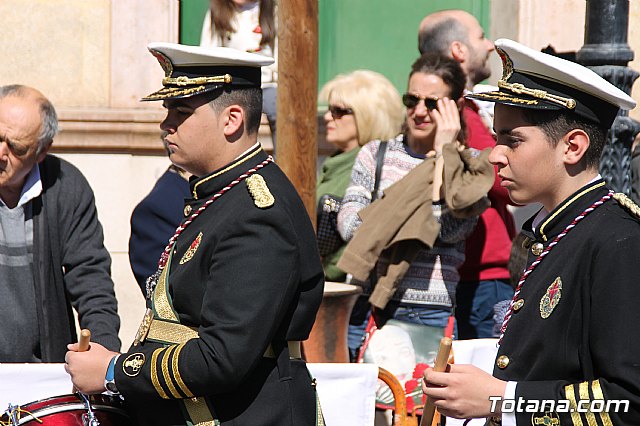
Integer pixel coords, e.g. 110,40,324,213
337,144,494,308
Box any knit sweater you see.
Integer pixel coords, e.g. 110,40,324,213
337,135,477,308
30,155,120,361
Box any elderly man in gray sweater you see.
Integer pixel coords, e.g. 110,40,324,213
0,84,120,362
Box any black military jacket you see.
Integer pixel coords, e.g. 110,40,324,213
494,179,640,425
114,147,325,425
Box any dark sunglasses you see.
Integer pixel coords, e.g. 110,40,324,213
328,105,354,119
402,93,439,110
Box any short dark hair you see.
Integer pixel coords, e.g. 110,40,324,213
418,18,469,55
521,108,607,170
208,87,263,135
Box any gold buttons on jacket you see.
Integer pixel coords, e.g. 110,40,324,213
531,242,544,256
184,205,192,216
513,299,525,311
496,355,510,369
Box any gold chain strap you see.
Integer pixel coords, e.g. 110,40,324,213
163,74,232,87
498,79,577,109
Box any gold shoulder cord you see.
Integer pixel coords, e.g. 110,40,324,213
613,192,640,219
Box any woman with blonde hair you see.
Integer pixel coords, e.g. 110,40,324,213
317,70,403,283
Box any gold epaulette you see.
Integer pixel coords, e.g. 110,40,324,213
613,192,640,219
246,174,275,208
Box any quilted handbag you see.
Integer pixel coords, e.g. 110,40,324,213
316,194,344,257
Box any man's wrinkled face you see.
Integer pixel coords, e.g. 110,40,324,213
0,94,46,195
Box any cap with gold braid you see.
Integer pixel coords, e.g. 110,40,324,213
142,42,274,101
466,38,636,128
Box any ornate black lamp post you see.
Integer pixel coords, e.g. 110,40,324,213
576,0,639,194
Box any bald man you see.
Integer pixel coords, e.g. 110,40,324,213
418,9,494,90
418,10,516,340
0,84,120,362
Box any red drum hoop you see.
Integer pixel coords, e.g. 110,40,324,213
0,393,134,426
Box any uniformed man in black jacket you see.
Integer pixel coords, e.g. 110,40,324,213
65,42,325,425
422,38,639,425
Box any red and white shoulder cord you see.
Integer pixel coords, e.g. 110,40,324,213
145,156,274,297
497,190,613,346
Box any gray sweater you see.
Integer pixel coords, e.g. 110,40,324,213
28,155,120,361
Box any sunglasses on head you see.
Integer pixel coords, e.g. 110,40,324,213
328,105,354,119
402,93,439,110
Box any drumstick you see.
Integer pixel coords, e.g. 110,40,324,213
420,337,453,426
78,329,91,352
72,329,91,393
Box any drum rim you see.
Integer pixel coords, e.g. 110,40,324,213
3,401,130,425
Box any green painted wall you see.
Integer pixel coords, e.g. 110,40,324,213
318,0,490,94
180,0,210,46
179,0,491,94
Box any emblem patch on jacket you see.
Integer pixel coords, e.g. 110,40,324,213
531,412,559,425
179,232,202,265
540,277,562,319
123,353,146,376
246,174,275,208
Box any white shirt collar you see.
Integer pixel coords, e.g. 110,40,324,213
1,164,43,209
235,142,261,161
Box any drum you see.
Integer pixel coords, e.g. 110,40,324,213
0,393,134,426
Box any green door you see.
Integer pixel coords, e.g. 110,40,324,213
179,0,491,93
318,0,490,93
179,0,210,46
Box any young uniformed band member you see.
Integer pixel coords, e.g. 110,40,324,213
65,43,325,425
422,38,639,425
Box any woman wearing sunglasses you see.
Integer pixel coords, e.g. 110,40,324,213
337,54,493,358
316,70,404,283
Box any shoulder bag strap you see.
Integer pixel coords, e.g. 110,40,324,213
371,141,387,202
368,140,388,293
